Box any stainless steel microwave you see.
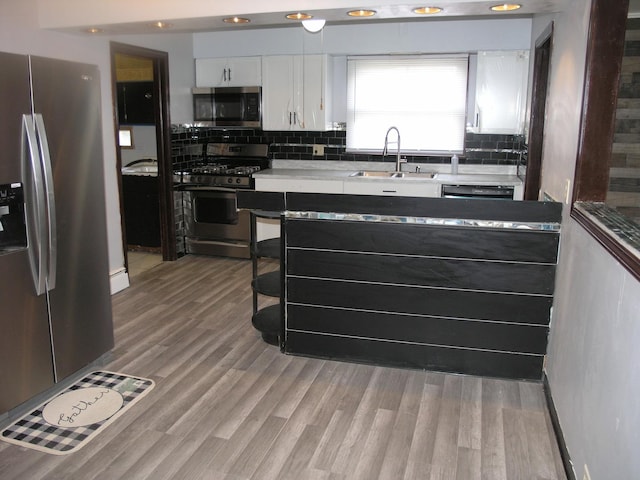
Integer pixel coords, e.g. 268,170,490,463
192,86,261,128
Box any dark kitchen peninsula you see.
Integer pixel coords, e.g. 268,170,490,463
237,191,562,381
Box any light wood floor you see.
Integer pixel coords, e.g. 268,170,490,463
127,251,163,280
0,255,567,480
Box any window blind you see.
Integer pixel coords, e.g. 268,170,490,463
346,56,469,154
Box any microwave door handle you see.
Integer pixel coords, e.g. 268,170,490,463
34,114,57,291
21,114,47,295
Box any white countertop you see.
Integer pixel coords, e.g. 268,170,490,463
255,160,523,186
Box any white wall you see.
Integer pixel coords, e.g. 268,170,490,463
536,0,640,479
193,18,532,58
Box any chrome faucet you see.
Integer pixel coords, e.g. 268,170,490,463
382,126,404,172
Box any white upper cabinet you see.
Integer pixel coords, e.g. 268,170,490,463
195,57,262,87
473,50,529,134
262,55,332,131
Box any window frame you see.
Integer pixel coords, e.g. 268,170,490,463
571,0,640,281
345,54,469,155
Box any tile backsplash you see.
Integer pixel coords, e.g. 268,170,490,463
171,126,525,170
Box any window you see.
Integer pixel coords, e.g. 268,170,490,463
346,55,468,155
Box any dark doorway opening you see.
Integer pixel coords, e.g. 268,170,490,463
110,42,176,276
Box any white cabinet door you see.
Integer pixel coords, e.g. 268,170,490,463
300,55,331,131
262,56,296,130
226,57,262,86
262,55,332,131
195,58,228,87
343,181,441,197
195,57,261,87
474,50,529,134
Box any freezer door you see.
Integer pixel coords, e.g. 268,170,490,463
29,56,114,381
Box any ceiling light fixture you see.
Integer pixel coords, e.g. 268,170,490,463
286,12,312,21
223,17,250,24
347,9,377,17
490,3,522,12
302,19,326,33
85,27,103,34
413,7,443,15
150,21,172,29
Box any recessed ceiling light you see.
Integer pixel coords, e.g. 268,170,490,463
85,27,103,34
286,12,312,21
490,3,522,12
150,21,172,29
413,7,443,15
347,9,377,17
223,17,251,24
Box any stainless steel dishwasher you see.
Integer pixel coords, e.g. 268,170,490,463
441,184,515,200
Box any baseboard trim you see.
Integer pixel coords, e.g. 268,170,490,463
109,267,130,295
543,371,577,480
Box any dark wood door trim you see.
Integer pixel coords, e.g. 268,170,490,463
572,0,628,202
524,23,553,201
110,42,176,269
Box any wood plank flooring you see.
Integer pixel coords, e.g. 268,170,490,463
127,251,163,280
0,255,567,480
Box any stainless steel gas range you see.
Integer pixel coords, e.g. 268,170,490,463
175,143,269,258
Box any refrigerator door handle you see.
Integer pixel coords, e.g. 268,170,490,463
34,113,57,292
21,114,47,295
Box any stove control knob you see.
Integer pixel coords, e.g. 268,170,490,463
236,178,242,184
227,178,233,184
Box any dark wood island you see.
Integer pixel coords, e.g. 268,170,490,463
238,191,562,380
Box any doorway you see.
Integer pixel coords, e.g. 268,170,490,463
525,24,553,200
110,42,176,277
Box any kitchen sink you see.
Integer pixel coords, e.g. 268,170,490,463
121,163,158,176
394,171,438,179
349,170,437,179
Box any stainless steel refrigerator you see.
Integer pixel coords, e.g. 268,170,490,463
0,51,114,414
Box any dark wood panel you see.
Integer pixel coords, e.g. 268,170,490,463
287,305,550,354
287,278,552,326
287,249,556,295
285,331,545,380
285,193,562,223
285,219,560,263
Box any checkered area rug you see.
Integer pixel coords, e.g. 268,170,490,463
1,371,154,455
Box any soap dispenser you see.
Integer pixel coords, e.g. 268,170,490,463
451,154,459,174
